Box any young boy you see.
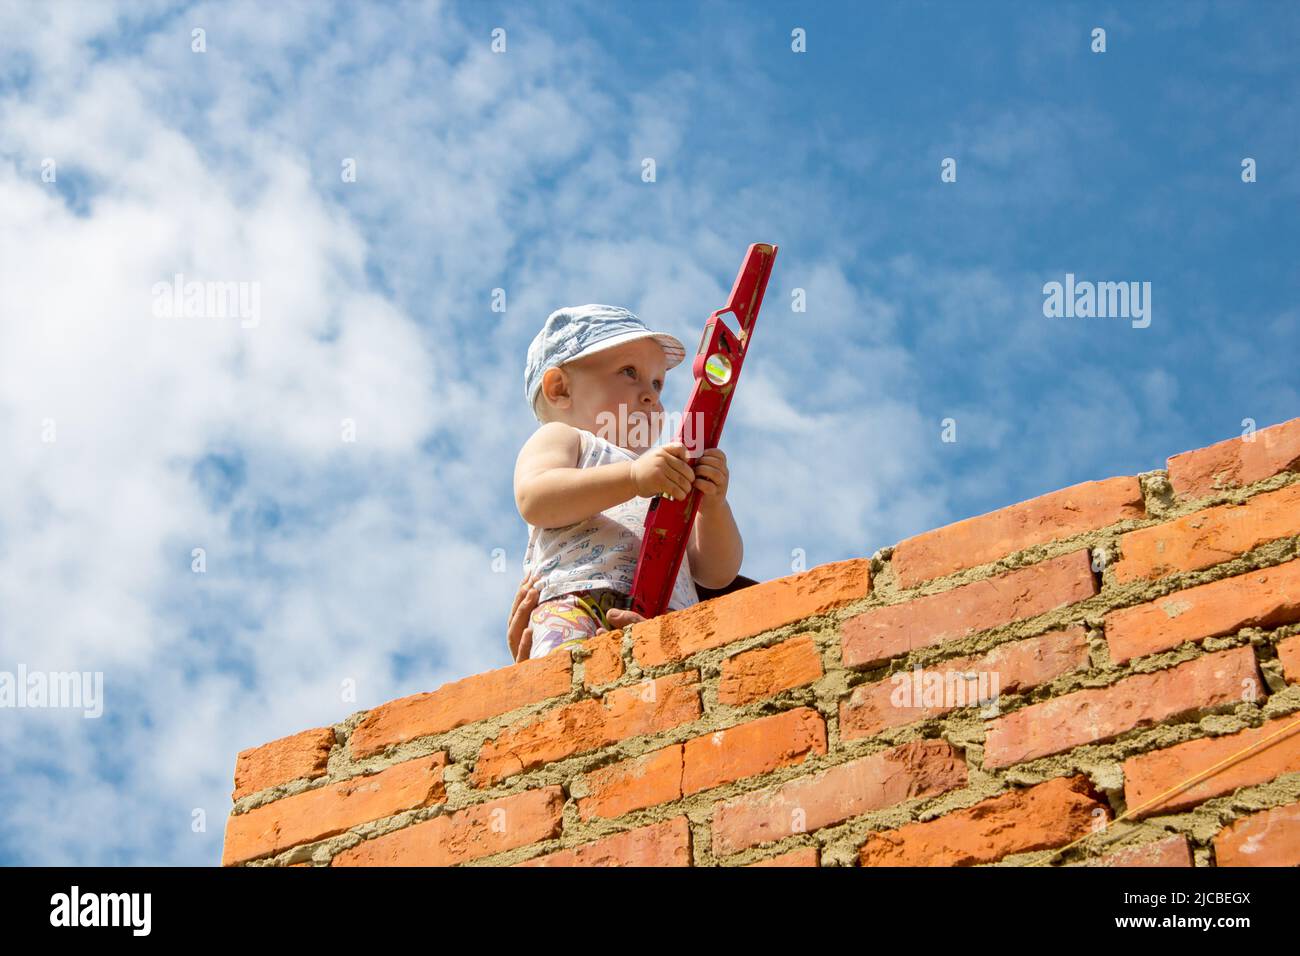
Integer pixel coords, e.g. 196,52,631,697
515,304,744,659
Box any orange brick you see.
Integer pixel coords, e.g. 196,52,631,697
841,626,1089,741
577,745,684,821
1105,559,1300,664
222,753,448,866
744,846,819,866
634,559,869,667
1114,483,1300,583
1085,834,1193,867
1167,416,1300,500
576,709,826,821
842,550,1097,669
349,652,572,758
513,816,691,867
332,786,565,866
984,647,1262,768
710,739,967,856
471,671,701,788
893,476,1144,589
232,726,335,800
583,632,624,688
718,635,824,706
1122,713,1300,818
1278,634,1300,684
1213,800,1300,866
859,775,1108,866
682,708,826,794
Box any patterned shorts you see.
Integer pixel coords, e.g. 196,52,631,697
528,588,631,659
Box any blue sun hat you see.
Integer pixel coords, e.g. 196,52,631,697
524,304,687,422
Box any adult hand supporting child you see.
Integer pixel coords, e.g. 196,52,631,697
598,607,647,631
506,570,648,662
506,571,543,662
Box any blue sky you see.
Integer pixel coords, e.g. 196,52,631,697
0,0,1295,865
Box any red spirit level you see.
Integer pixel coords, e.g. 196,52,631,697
628,242,778,619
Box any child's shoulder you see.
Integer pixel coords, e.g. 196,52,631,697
517,421,584,465
530,420,580,442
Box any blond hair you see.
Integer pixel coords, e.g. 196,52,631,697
532,387,553,424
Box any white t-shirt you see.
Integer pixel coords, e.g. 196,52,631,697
522,427,700,612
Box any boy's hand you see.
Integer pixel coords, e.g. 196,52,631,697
691,448,729,512
630,442,695,502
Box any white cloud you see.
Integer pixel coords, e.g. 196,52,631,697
0,1,462,864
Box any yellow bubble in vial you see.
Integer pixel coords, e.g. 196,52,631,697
704,352,732,385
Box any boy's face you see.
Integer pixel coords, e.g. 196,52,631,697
546,337,668,452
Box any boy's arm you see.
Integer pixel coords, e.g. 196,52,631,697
515,422,639,528
687,498,743,590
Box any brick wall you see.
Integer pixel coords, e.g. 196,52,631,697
222,416,1300,867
